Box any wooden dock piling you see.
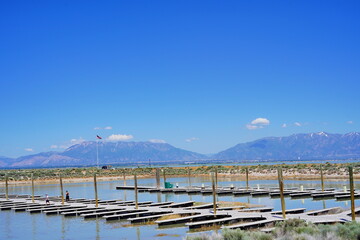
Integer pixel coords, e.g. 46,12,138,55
162,169,166,185
215,166,218,189
123,169,127,186
31,173,35,203
134,173,139,209
156,169,160,189
277,167,286,219
59,174,64,205
246,167,249,190
349,166,355,221
320,164,325,192
212,172,217,215
94,174,98,208
188,167,191,187
5,173,8,200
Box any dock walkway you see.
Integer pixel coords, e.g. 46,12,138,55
1,193,359,232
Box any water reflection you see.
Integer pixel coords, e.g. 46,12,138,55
157,192,161,203
32,212,37,240
1,176,359,240
136,227,140,240
96,218,100,240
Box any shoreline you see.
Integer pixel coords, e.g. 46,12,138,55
1,172,359,186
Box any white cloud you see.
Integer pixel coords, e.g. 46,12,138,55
281,123,287,128
185,137,199,142
251,118,270,125
149,139,166,143
246,117,270,130
24,148,34,152
50,145,58,149
294,122,302,127
94,126,113,130
107,134,133,141
70,137,85,144
347,121,353,124
246,124,261,130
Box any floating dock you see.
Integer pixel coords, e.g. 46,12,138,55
1,191,359,232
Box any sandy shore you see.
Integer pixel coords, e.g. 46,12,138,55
1,172,358,186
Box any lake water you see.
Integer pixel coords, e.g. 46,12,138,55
1,176,359,240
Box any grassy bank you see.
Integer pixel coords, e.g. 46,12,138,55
0,162,359,184
187,219,360,240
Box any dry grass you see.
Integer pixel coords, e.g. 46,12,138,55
157,214,182,221
217,200,260,208
154,233,181,237
189,225,221,233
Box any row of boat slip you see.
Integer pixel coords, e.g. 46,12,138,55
116,185,360,200
1,195,359,231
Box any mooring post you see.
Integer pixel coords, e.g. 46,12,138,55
162,169,166,187
31,173,35,203
5,173,9,200
188,167,191,187
211,172,217,215
156,168,160,189
215,166,218,189
134,173,139,209
59,174,64,205
94,174,98,208
349,166,355,221
277,167,286,219
123,169,127,186
320,164,325,192
246,167,249,190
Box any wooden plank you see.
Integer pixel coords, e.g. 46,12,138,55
184,203,217,210
224,219,283,230
186,215,266,229
239,207,274,212
146,201,173,207
306,207,341,216
46,207,102,215
60,207,106,216
160,201,194,208
103,209,149,220
156,213,228,226
271,208,306,215
81,209,129,219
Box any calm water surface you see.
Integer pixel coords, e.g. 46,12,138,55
1,176,359,240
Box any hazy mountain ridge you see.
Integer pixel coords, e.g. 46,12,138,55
214,132,360,160
1,132,360,168
2,142,206,168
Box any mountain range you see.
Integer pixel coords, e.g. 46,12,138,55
1,132,360,168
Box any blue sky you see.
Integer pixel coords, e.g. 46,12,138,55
1,1,359,158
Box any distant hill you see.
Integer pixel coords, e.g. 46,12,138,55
2,142,206,168
1,132,360,168
0,156,14,168
214,132,360,161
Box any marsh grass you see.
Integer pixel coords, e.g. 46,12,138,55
186,219,360,240
1,163,359,182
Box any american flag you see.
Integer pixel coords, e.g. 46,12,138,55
96,135,102,139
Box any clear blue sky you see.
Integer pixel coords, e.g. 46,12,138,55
1,1,359,158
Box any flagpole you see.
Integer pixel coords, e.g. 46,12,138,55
96,138,99,168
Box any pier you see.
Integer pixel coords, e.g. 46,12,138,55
115,185,360,202
1,192,359,232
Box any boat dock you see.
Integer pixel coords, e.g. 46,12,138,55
1,194,359,232
115,185,359,201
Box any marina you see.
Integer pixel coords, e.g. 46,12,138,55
1,175,360,240
1,192,359,233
